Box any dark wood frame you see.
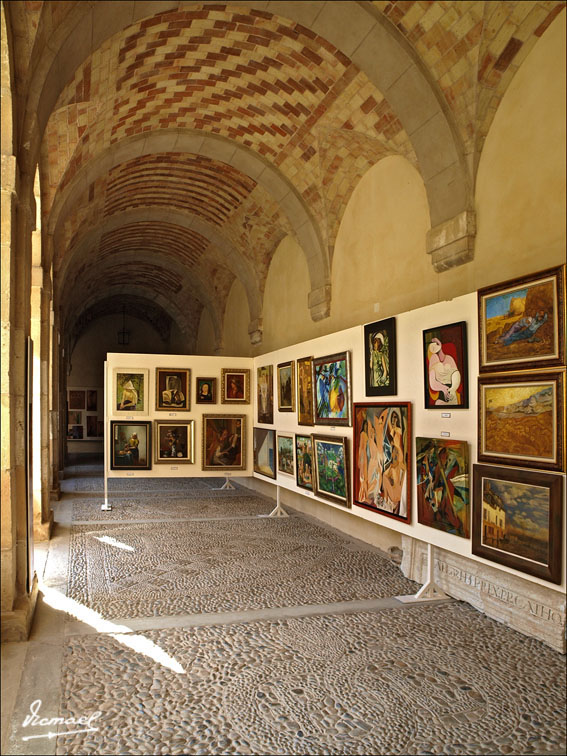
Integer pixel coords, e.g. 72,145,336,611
312,351,352,426
155,368,191,412
312,433,350,507
423,320,469,409
472,464,563,584
478,371,565,473
295,433,314,491
253,427,276,479
256,364,274,424
277,360,295,412
195,377,216,404
364,317,397,396
353,401,412,523
297,356,314,425
110,420,152,470
201,414,246,471
478,265,565,373
221,368,250,405
154,420,195,464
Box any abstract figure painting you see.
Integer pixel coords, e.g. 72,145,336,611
364,317,397,396
312,434,350,507
295,434,313,491
221,369,250,405
253,427,276,479
353,402,411,522
110,421,151,470
478,372,564,472
202,414,245,471
312,351,351,426
114,369,148,415
416,438,469,538
423,322,468,409
277,434,294,476
297,357,314,425
154,421,194,464
156,368,190,411
472,464,563,583
277,361,295,412
257,365,273,424
478,265,565,372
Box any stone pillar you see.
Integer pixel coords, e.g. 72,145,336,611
49,307,61,499
426,210,476,272
308,283,331,322
247,317,263,346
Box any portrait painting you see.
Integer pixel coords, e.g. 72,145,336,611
277,361,295,412
277,434,295,477
297,357,314,425
312,351,351,426
472,464,563,583
202,414,245,471
68,390,85,410
196,377,216,404
221,369,250,404
114,369,148,415
253,427,276,479
110,421,151,470
86,389,97,412
154,420,194,464
156,368,190,411
86,415,100,438
295,434,313,491
353,402,412,523
364,317,397,396
257,365,273,424
478,372,564,472
312,435,350,507
423,321,468,409
416,437,469,538
478,265,565,372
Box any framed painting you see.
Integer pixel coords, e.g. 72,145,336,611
156,368,190,411
257,365,274,424
114,369,149,415
86,415,101,438
202,414,245,471
423,321,468,409
478,265,565,373
67,425,83,440
312,434,350,507
68,390,85,410
86,389,97,412
68,410,82,425
196,377,216,404
478,372,565,472
154,420,195,464
221,369,250,404
472,464,563,584
277,361,295,412
312,351,352,426
353,402,412,522
416,437,470,538
364,317,397,396
295,433,314,491
277,433,295,477
297,356,314,425
110,421,151,470
253,427,276,479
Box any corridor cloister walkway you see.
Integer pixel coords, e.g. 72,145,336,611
2,460,566,756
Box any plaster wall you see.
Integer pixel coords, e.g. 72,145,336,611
196,308,216,356
222,279,252,358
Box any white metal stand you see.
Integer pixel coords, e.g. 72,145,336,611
101,361,112,511
211,475,236,490
268,485,289,517
396,543,449,603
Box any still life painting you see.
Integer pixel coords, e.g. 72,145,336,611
312,351,351,426
154,421,194,463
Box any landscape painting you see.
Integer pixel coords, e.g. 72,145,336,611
478,372,564,472
478,265,565,372
295,434,313,490
472,464,562,583
416,437,469,538
312,434,350,507
253,427,276,479
277,434,295,476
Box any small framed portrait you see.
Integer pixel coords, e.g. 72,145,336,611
202,414,246,471
277,361,295,412
295,434,313,491
110,421,151,470
312,434,350,507
478,371,565,472
277,433,295,477
156,368,190,411
423,321,468,409
364,317,397,396
196,377,216,404
478,265,565,373
221,369,250,404
257,365,274,424
86,389,97,412
297,357,314,425
253,427,276,479
154,420,195,464
68,390,86,410
472,464,563,584
113,369,149,415
312,351,352,426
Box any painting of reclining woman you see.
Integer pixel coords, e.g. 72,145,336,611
353,403,411,523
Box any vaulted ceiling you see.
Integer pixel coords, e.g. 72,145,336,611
5,0,564,351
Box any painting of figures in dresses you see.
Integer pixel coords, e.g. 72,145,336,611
416,438,469,538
